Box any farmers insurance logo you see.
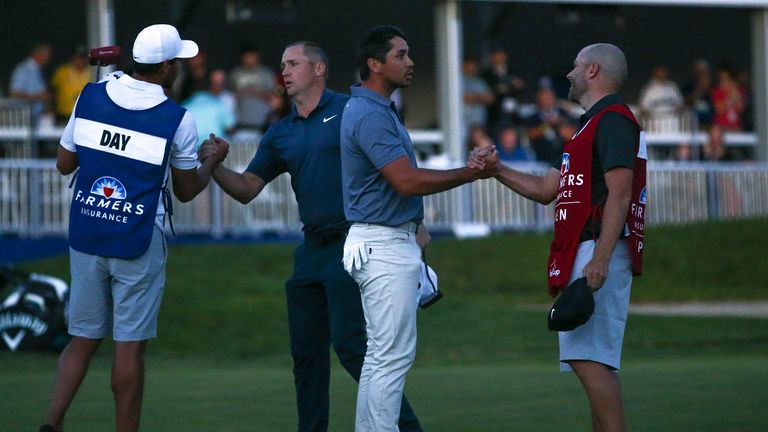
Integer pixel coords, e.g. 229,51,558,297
561,153,570,175
91,176,127,199
74,175,144,222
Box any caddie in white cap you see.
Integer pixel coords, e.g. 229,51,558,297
40,24,226,432
132,24,199,64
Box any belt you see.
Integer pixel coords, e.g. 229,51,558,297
352,221,419,233
397,221,419,233
304,228,348,247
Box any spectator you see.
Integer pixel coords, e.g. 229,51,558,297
210,69,237,124
638,64,684,133
50,45,91,125
674,143,694,161
705,125,727,161
9,43,52,123
682,59,714,130
557,118,579,149
711,65,745,131
481,44,525,130
177,50,209,103
706,65,746,161
466,124,494,154
263,86,291,128
524,87,573,163
230,43,276,132
182,72,237,147
495,126,532,162
461,55,494,133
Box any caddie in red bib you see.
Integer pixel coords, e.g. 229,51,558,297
473,43,648,430
547,103,647,297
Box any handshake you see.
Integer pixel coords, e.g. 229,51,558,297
198,133,230,165
466,144,501,179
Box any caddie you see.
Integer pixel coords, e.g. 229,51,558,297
473,43,646,431
39,24,227,432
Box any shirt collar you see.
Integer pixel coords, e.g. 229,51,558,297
117,74,167,98
350,84,393,107
287,89,334,121
581,93,622,123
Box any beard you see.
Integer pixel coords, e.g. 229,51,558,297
388,76,411,89
386,69,413,89
568,78,585,103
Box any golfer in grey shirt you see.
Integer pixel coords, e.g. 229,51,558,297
340,25,499,432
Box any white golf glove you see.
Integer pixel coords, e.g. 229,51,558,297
342,241,369,274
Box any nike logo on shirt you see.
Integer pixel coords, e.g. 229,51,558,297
323,114,338,123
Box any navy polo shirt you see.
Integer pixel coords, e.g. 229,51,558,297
246,90,349,235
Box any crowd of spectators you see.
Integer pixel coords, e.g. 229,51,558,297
462,44,755,163
1,41,757,162
1,42,294,157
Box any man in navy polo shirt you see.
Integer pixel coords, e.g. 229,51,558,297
341,26,500,431
201,41,421,432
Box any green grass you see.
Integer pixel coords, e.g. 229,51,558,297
12,218,768,357
2,219,767,430
2,315,766,431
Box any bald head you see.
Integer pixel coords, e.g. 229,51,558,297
580,43,627,89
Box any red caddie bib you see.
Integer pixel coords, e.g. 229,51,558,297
547,104,647,297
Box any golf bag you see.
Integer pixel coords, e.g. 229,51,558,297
0,267,70,352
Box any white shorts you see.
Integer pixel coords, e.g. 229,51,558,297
67,227,167,341
559,239,632,371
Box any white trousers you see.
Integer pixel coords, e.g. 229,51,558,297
344,223,422,432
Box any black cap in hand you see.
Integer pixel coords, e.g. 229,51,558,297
548,277,595,331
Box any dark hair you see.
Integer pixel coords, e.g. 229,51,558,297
717,63,736,79
286,41,330,79
488,41,506,54
132,60,164,75
463,55,479,64
240,42,260,55
31,43,51,55
193,73,212,93
356,25,407,81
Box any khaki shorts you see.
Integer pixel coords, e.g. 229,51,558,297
67,227,167,341
559,239,632,371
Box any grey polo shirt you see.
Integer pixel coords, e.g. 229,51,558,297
340,85,424,226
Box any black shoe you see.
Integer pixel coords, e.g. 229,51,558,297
39,425,61,432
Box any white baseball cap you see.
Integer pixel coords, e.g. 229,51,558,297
132,24,199,64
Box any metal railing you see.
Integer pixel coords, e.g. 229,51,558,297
0,100,34,159
0,159,70,235
637,109,757,147
3,156,767,238
0,99,758,158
